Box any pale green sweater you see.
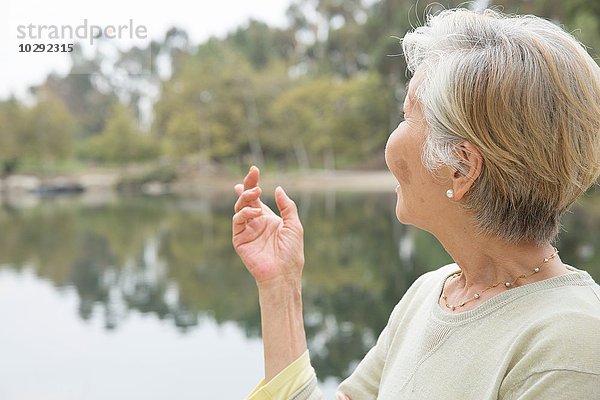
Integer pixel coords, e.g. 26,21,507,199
251,264,600,399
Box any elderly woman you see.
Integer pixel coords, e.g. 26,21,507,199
232,8,600,400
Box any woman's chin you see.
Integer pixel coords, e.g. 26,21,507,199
395,208,410,225
395,205,422,228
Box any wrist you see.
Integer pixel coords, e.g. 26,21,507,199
257,276,307,382
257,274,302,294
257,275,303,307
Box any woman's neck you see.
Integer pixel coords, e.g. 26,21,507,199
448,241,563,287
435,230,570,312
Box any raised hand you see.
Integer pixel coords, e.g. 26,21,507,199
232,166,305,285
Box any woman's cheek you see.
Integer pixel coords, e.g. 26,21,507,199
395,158,412,185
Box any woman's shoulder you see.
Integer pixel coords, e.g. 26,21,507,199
507,289,600,380
508,267,600,357
527,265,600,315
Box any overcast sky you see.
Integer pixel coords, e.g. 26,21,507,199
0,0,292,99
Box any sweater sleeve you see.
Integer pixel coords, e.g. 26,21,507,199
246,350,319,400
286,312,397,400
334,303,400,399
246,270,439,400
246,309,398,400
500,306,600,400
334,271,437,399
502,369,600,399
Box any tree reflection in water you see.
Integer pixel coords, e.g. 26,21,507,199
0,190,598,381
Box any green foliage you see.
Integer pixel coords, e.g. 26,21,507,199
0,94,76,173
36,68,117,137
25,94,77,163
80,103,161,163
3,0,599,171
0,99,26,175
153,41,291,166
269,73,391,168
228,19,297,68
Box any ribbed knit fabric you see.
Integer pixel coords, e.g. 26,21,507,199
249,264,600,400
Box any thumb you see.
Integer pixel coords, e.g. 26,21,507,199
275,186,301,229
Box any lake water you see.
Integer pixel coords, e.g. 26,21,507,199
0,190,598,399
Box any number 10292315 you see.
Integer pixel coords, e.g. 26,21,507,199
18,43,74,53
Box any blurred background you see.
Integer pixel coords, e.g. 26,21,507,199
0,0,599,399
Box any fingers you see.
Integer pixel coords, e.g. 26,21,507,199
233,169,299,226
243,165,260,191
234,186,262,213
232,206,262,236
275,186,302,231
234,165,260,201
234,184,244,196
234,165,262,212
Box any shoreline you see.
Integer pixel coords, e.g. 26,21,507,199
0,169,399,199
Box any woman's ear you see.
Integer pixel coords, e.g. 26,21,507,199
451,141,482,201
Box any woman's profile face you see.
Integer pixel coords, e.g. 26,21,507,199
384,75,449,230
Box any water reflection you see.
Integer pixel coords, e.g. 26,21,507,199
0,190,598,382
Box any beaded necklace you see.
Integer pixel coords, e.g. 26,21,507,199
441,248,559,311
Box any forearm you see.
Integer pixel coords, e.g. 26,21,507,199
258,277,308,382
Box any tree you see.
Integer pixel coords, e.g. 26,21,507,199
269,73,391,169
23,93,77,164
0,99,26,175
80,103,160,163
31,44,117,138
153,40,291,165
228,19,297,69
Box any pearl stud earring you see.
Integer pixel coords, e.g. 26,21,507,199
446,189,454,198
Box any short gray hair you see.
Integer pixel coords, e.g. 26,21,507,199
402,8,600,244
